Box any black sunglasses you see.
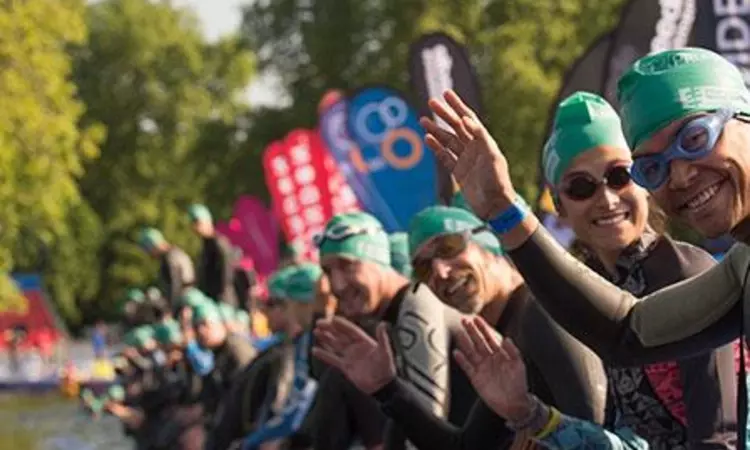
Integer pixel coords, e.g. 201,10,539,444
562,165,632,201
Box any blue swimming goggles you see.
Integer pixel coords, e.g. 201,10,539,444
631,108,739,190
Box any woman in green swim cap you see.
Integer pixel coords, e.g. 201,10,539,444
419,47,750,447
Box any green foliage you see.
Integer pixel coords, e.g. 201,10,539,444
6,0,642,326
0,0,104,326
240,0,626,199
68,0,255,323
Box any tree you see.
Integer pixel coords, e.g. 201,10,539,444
72,0,255,320
240,0,625,199
0,0,104,326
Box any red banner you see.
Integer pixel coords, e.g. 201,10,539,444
0,275,63,351
322,146,361,215
263,130,334,262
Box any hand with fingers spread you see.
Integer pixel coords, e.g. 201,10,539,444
453,316,534,423
420,90,517,219
312,316,397,395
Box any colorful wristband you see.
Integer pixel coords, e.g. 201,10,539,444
534,407,562,439
488,196,528,234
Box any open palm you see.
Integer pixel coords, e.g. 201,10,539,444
420,90,517,220
454,316,532,422
312,317,397,394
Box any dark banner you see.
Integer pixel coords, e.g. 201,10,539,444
692,1,750,87
408,33,483,204
602,0,696,108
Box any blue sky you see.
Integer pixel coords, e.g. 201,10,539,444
173,0,286,108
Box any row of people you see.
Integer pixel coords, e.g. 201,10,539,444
88,45,750,450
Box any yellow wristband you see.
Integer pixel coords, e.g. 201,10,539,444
534,407,562,439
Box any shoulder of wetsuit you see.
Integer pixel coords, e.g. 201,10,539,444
384,282,442,321
662,236,719,277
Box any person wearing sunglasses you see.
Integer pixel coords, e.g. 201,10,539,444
418,48,750,444
318,204,606,450
312,212,469,449
540,91,737,449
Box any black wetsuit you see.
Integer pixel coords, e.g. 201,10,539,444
197,234,237,306
372,284,606,450
507,226,744,446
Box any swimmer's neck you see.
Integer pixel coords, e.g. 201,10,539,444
482,263,525,326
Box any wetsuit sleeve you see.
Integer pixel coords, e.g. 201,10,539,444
534,411,649,450
185,340,215,376
372,377,513,450
520,303,607,424
678,345,738,449
508,227,747,365
393,283,464,417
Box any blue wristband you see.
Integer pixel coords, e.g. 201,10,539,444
488,197,528,234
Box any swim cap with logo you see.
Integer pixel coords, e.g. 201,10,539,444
388,233,413,278
617,47,750,149
317,213,391,267
542,92,629,186
409,206,503,258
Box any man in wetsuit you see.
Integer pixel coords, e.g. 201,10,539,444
309,273,388,450
138,227,195,309
188,204,238,307
314,206,607,449
311,212,469,449
415,50,750,444
189,302,256,390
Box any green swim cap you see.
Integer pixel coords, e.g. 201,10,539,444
618,47,750,149
124,325,155,348
124,288,145,303
188,204,212,223
235,309,250,327
177,287,209,310
542,92,629,186
108,384,126,402
119,288,145,315
409,206,503,258
388,233,413,278
138,227,166,250
450,192,473,212
192,302,222,325
268,263,322,304
154,319,182,346
317,213,390,267
218,303,236,323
